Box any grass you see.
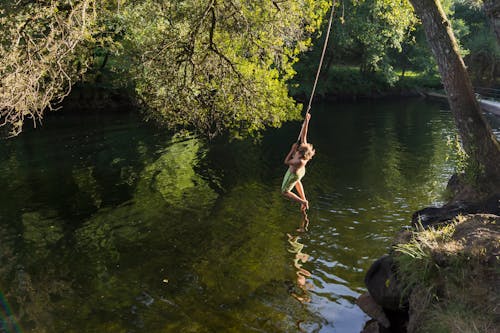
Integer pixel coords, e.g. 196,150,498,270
419,303,497,333
393,215,499,333
395,70,442,90
290,65,442,98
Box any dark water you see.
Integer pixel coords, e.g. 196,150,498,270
0,99,498,332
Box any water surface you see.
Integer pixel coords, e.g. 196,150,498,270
1,99,498,332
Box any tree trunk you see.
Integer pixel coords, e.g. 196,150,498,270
409,0,500,197
484,0,500,46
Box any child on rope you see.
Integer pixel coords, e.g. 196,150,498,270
281,113,315,211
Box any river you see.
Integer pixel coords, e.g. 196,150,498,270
1,98,499,332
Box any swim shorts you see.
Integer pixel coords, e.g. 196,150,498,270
281,168,305,193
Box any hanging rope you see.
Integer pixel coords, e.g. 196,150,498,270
297,2,336,142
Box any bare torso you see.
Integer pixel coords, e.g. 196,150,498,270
287,151,308,175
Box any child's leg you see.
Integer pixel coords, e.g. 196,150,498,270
294,181,308,210
282,190,308,206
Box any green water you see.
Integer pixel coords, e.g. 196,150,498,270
1,99,498,332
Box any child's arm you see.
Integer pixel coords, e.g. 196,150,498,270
299,113,311,144
284,143,298,165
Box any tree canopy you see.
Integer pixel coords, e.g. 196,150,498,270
1,0,498,139
0,0,330,137
0,0,97,136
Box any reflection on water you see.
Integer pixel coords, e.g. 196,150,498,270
298,210,310,232
287,233,313,304
0,99,498,332
0,291,21,333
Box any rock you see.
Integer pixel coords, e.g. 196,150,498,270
411,194,500,228
364,255,404,312
361,319,381,333
360,319,394,333
356,293,391,328
452,214,500,264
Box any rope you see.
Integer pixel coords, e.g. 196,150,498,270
297,2,336,142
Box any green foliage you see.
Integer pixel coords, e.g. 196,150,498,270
0,0,330,138
446,134,485,185
118,0,330,138
394,222,457,297
451,0,500,84
389,22,440,78
2,0,494,139
396,70,442,89
292,65,384,96
293,0,432,90
0,0,99,136
297,0,497,90
329,0,418,84
292,65,441,98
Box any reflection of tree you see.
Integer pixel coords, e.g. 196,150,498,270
195,182,287,301
145,139,217,207
0,224,20,332
1,137,219,332
0,211,72,333
22,211,64,259
8,265,72,333
72,138,216,276
311,100,457,207
66,138,218,326
188,182,321,331
72,167,103,209
0,155,34,223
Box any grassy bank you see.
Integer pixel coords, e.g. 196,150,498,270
393,214,499,333
291,65,442,99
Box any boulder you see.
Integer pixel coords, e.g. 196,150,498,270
364,255,404,312
411,194,500,228
356,292,390,328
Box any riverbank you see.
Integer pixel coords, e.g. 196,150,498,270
358,196,500,333
291,66,442,102
59,85,136,112
53,66,442,116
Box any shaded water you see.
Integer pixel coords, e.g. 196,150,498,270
1,99,498,332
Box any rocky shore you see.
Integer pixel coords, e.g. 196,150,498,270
358,194,500,333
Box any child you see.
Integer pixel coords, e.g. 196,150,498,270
281,113,315,211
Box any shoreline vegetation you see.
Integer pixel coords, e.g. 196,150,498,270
291,65,443,102
395,214,499,333
55,65,444,114
358,195,500,333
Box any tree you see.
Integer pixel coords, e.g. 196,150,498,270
390,25,437,79
449,0,500,85
409,0,500,198
318,0,418,84
0,0,330,138
0,0,98,137
118,0,329,139
483,0,500,45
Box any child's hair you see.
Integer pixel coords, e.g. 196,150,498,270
297,143,315,160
